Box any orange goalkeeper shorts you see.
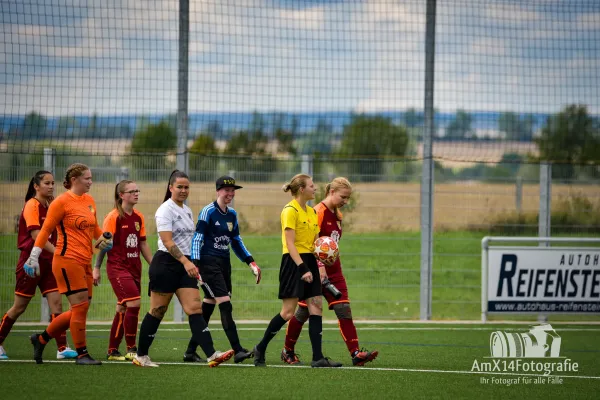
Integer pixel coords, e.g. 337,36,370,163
52,255,93,297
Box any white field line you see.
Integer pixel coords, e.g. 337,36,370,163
11,327,600,333
1,359,599,380
12,320,600,326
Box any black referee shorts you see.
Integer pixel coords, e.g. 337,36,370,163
196,255,232,299
278,253,321,301
148,251,199,295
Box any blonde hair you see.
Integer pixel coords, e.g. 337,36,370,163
325,177,352,197
282,174,312,197
63,163,89,189
114,180,135,217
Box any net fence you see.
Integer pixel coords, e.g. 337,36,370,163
1,0,599,322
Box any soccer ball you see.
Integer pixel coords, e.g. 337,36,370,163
313,236,339,266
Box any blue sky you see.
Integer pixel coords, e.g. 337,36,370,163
1,0,599,116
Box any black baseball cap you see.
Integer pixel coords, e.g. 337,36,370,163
216,176,243,190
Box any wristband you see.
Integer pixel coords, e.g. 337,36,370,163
297,262,310,275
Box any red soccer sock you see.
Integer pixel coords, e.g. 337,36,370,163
69,301,89,355
42,310,71,345
124,307,140,350
0,313,17,345
284,315,305,352
338,319,360,355
108,311,125,353
51,313,68,351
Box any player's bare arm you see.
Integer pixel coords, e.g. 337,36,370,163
140,240,153,264
30,229,55,253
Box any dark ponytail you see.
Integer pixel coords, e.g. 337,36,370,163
25,170,53,203
163,170,189,202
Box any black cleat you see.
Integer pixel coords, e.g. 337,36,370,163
30,333,46,364
183,351,206,363
253,345,266,367
75,354,102,365
311,357,343,368
233,348,254,364
352,348,379,366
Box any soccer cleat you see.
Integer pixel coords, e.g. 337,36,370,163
253,345,266,367
30,333,46,364
311,357,343,368
0,345,8,360
233,348,254,364
75,354,102,365
207,349,234,368
352,348,379,366
280,348,302,365
183,351,206,363
57,347,78,359
124,347,138,361
133,354,159,367
107,349,126,361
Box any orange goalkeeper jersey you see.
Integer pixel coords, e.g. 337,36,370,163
34,191,103,264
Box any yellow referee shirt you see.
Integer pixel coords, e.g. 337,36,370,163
281,199,320,254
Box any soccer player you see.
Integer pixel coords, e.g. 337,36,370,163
26,163,113,365
282,177,379,366
253,174,342,368
184,176,261,364
93,180,153,361
0,171,77,360
133,170,234,368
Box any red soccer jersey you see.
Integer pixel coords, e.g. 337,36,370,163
17,198,57,261
102,208,147,279
314,202,343,276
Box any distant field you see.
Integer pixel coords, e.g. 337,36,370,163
0,181,597,234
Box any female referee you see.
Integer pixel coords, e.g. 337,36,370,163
281,177,378,366
253,174,342,368
0,171,77,360
93,180,153,361
133,170,234,368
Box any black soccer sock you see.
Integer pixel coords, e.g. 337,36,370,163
309,315,324,361
257,313,287,353
137,313,162,357
186,302,216,353
219,302,243,353
189,313,216,358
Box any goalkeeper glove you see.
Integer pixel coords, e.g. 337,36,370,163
24,247,42,277
249,261,261,284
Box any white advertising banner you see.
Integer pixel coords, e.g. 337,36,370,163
487,247,600,313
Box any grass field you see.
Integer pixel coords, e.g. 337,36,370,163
1,322,599,399
2,231,599,322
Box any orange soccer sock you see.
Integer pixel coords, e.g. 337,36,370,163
51,313,69,351
69,301,90,356
40,310,72,345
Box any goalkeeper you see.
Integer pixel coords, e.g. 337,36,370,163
282,177,378,366
25,163,113,365
184,176,260,364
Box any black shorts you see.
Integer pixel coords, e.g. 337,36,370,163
278,253,321,301
148,251,199,295
196,255,232,299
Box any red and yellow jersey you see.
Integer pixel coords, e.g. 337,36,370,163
314,202,343,275
34,191,103,264
102,208,147,279
17,198,57,260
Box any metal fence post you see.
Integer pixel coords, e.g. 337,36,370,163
302,154,314,206
515,176,522,214
41,148,56,322
538,162,552,322
173,0,190,323
420,0,436,321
